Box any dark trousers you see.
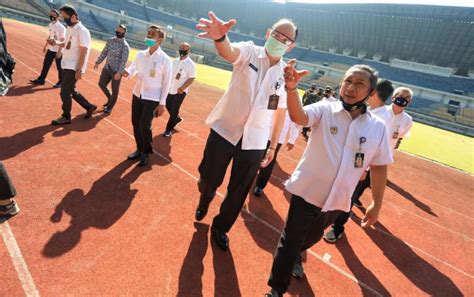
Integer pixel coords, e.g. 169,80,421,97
255,141,283,189
131,95,160,154
0,161,16,200
333,170,371,234
98,66,121,110
197,129,266,233
268,195,342,294
60,69,94,119
165,92,186,132
38,49,62,83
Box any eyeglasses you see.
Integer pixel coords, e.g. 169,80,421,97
271,30,294,46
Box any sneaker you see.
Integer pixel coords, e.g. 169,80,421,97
353,199,363,208
53,82,61,88
175,116,184,127
292,255,304,279
264,289,282,297
163,130,172,137
85,105,97,119
103,107,112,114
29,79,45,85
253,186,263,197
323,228,343,243
51,116,71,125
0,200,20,217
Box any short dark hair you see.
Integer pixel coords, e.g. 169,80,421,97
59,5,78,17
118,24,127,32
375,79,394,103
148,24,164,38
347,64,379,90
50,9,59,16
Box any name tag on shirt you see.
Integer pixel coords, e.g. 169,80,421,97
175,72,181,80
354,152,365,168
249,63,258,72
66,41,71,50
268,94,279,110
392,131,399,139
149,69,156,78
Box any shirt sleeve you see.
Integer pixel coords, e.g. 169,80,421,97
370,124,394,166
188,61,196,78
126,54,138,77
119,43,130,73
288,121,301,144
59,25,66,40
95,40,110,65
304,102,325,128
401,117,413,138
79,28,91,48
231,41,254,66
160,57,173,105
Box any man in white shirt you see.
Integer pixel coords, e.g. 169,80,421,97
51,5,97,125
123,25,172,167
264,64,393,297
254,111,300,196
163,42,196,137
195,12,296,251
387,87,414,152
30,9,65,88
323,79,394,243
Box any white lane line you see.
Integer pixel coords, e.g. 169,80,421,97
0,222,40,297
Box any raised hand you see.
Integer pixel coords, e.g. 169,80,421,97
284,59,310,90
196,11,236,40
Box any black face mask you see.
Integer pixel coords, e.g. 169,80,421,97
393,97,409,107
49,16,57,21
178,49,188,57
115,31,125,39
341,91,372,112
64,17,73,27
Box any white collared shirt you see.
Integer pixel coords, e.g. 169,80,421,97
61,22,91,74
285,101,393,212
272,111,300,144
387,105,413,153
126,47,172,105
370,105,392,125
206,41,287,150
325,96,338,103
170,57,196,94
47,21,66,52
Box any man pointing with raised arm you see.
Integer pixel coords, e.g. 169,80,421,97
194,12,296,251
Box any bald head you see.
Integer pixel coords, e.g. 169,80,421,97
271,19,298,43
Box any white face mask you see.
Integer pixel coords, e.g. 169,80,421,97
264,36,288,57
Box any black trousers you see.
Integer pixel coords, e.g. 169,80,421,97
255,141,283,189
98,66,122,110
38,49,62,83
60,69,94,119
0,161,16,200
333,170,371,234
131,95,160,154
268,195,342,294
198,129,265,233
165,92,186,132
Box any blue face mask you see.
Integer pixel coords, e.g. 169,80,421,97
145,37,157,47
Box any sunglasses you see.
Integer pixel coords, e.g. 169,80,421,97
270,30,294,46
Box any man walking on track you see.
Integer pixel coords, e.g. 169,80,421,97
30,9,65,88
264,62,393,297
51,5,97,125
163,42,196,137
94,24,130,114
194,11,297,251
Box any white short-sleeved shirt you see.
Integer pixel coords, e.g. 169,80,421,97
126,47,172,105
206,41,287,150
170,57,196,94
270,111,300,144
47,21,66,52
61,22,91,74
387,105,413,153
285,101,393,212
325,96,338,103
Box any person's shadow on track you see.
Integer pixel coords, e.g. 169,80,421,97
177,222,209,297
386,179,437,217
211,232,242,297
42,160,150,258
5,84,56,96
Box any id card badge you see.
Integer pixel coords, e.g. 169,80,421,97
392,131,399,139
149,69,156,78
268,94,279,110
175,72,181,80
354,152,365,168
66,41,71,50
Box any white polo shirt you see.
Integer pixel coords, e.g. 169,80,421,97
206,41,287,150
285,101,393,212
170,57,196,95
272,111,300,145
47,21,66,52
61,22,91,74
387,105,413,153
325,96,338,103
126,47,172,105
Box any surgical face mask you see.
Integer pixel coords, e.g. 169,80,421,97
393,97,409,107
264,36,288,57
64,17,73,27
178,49,188,57
49,16,57,22
145,37,157,47
115,31,125,39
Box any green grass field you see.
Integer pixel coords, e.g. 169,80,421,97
91,40,473,174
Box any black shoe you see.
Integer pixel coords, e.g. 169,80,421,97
254,186,263,197
53,82,61,88
264,289,282,297
176,116,183,127
0,200,20,217
103,102,109,107
85,105,97,119
195,206,208,221
103,107,112,114
211,226,229,251
51,116,71,125
29,79,45,85
127,150,142,161
138,153,149,167
163,130,172,137
292,255,304,279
